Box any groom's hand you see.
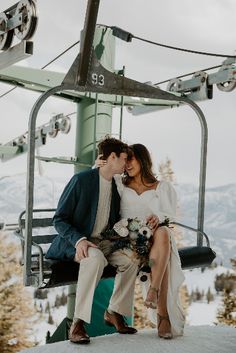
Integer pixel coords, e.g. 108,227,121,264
75,239,98,260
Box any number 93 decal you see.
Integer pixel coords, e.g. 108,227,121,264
91,73,105,86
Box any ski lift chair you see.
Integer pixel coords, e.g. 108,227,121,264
15,208,216,288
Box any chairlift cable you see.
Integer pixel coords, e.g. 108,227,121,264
154,64,222,86
132,34,236,58
108,25,236,58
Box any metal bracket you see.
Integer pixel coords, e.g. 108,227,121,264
167,71,213,101
0,114,71,161
0,40,33,70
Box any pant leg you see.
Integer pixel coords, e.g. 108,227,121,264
74,247,108,323
107,249,139,316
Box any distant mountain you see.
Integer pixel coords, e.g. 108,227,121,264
176,183,236,265
0,175,235,265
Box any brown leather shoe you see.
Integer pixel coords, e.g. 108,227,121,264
69,319,90,344
104,310,137,334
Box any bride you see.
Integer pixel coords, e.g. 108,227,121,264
98,143,185,339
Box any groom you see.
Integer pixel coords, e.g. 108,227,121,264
46,137,138,344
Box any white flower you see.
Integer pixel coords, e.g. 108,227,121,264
129,231,138,240
139,226,152,239
128,218,141,231
118,227,129,237
113,220,129,237
120,219,129,227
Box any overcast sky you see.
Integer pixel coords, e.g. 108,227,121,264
0,0,235,187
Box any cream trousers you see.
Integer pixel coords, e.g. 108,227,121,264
74,247,139,323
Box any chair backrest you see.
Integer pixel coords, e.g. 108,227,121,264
19,208,57,250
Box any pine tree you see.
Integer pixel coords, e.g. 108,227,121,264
206,287,214,304
217,258,236,327
48,311,54,325
54,294,61,308
0,231,34,353
60,290,67,306
158,157,175,183
45,301,50,313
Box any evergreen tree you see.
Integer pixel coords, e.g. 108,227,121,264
217,259,236,327
45,301,50,313
60,290,67,306
0,232,34,353
48,311,54,325
206,287,214,304
158,157,175,183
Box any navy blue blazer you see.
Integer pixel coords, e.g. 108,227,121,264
46,169,120,261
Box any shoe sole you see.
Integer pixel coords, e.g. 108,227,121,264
70,339,90,344
104,320,137,334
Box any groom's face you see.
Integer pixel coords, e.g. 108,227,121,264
112,152,128,174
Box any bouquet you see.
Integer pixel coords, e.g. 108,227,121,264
99,217,169,265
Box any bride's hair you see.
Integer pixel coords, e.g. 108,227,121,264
123,144,157,186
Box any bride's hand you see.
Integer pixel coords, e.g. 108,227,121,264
95,154,107,168
146,214,159,231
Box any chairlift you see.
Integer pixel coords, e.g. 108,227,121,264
12,0,216,290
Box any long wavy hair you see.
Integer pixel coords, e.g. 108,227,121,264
123,144,157,186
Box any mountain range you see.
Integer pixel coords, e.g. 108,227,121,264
0,174,235,265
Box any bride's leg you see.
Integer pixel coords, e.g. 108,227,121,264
145,227,170,307
158,266,172,337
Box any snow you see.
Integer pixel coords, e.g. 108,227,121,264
19,326,236,353
187,297,221,326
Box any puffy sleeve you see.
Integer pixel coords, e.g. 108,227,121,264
156,181,177,222
113,174,124,196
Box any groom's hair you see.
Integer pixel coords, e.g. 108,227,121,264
98,136,129,159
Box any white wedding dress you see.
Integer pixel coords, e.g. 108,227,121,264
114,175,185,337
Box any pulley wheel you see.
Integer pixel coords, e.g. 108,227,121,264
0,12,13,51
216,80,236,92
48,129,59,138
60,117,71,134
14,0,38,40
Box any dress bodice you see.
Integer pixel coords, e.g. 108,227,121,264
114,175,177,222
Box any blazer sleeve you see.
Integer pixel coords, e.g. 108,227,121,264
53,174,85,247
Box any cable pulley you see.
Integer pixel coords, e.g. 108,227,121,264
59,117,71,134
14,0,37,40
0,0,37,51
0,12,13,50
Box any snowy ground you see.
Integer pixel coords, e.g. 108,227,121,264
20,326,236,353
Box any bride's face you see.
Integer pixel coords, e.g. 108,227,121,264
125,155,141,177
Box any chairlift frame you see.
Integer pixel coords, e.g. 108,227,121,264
14,0,213,286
